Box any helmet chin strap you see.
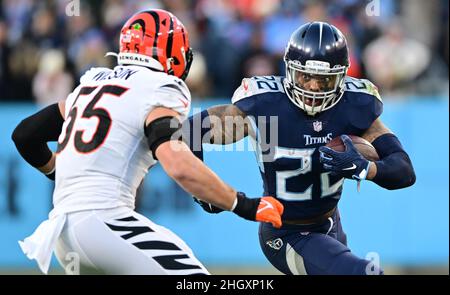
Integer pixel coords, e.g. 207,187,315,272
105,52,118,58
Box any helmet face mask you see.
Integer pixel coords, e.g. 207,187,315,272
285,59,347,115
283,22,350,116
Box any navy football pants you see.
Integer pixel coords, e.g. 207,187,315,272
259,209,383,275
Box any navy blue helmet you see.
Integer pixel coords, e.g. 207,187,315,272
283,22,350,116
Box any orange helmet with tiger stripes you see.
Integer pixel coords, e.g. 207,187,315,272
116,9,193,80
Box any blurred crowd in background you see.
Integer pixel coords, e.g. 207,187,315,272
0,0,448,105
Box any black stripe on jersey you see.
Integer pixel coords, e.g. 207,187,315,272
166,16,174,59
146,11,160,61
160,83,189,101
116,216,138,222
160,84,182,91
133,241,181,251
105,223,154,240
153,254,202,270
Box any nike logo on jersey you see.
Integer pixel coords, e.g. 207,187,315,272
243,80,249,92
257,199,274,214
343,163,357,171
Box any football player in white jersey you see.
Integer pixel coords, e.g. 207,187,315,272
11,9,284,275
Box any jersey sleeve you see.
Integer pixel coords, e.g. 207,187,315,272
231,78,259,116
345,78,383,131
140,77,191,128
232,76,285,116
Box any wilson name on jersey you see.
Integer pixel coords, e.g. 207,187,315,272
53,65,191,213
232,76,382,220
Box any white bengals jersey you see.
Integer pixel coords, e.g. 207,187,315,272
53,65,191,213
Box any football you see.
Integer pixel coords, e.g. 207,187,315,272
325,135,380,161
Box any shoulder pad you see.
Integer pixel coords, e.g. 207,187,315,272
80,67,112,84
344,76,382,102
156,75,191,102
232,76,285,104
139,74,191,128
343,77,383,130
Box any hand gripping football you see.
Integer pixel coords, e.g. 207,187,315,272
325,135,379,161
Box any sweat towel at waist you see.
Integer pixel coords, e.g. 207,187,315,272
18,213,67,274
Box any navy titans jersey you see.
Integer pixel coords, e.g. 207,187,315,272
232,76,383,220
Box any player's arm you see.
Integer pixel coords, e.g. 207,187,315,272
204,104,252,144
183,104,255,212
11,101,65,180
184,76,259,158
145,107,283,228
183,104,252,159
320,118,416,190
361,118,416,189
360,118,392,179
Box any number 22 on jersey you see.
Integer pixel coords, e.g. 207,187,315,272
274,147,344,201
56,85,128,154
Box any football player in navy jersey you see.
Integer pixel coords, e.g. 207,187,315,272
185,22,416,275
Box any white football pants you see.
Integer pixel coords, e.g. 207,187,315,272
54,207,209,275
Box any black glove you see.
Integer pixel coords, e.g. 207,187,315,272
193,197,224,214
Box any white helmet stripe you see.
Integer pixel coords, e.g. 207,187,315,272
318,22,323,50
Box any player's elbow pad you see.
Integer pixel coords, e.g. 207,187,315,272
12,103,64,168
371,133,416,190
145,116,183,160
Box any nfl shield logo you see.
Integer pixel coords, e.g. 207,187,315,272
313,121,322,132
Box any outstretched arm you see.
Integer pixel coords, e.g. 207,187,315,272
185,104,253,153
145,107,283,228
184,104,256,213
206,104,253,144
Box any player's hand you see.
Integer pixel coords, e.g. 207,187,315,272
193,197,224,214
255,197,284,228
232,192,284,228
319,135,371,181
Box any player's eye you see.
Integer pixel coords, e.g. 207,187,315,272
319,76,333,84
302,73,311,81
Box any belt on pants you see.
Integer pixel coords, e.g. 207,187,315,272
283,207,336,226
